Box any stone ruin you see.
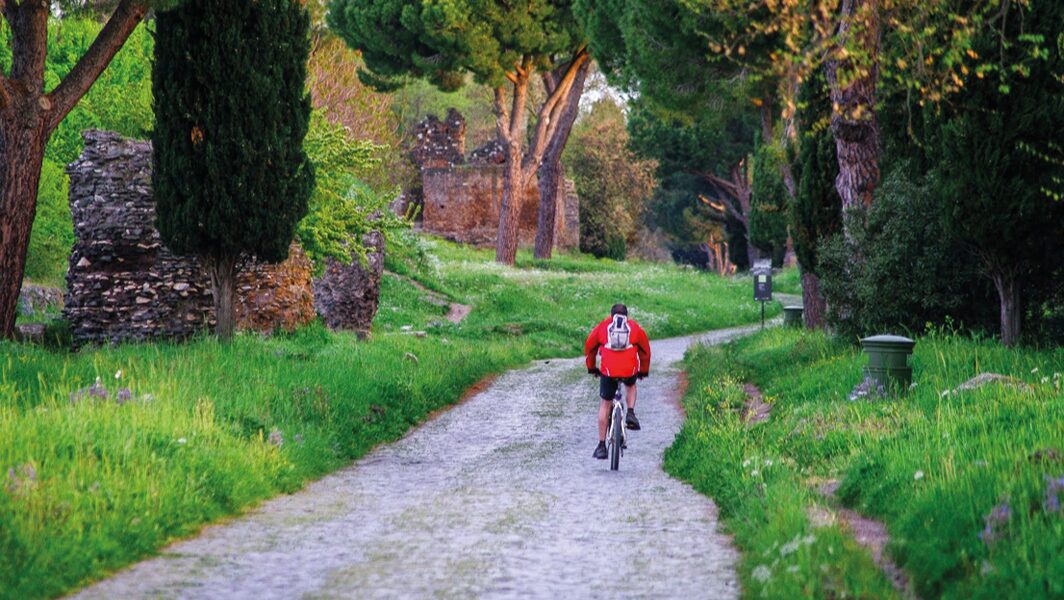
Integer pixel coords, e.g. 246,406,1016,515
313,231,384,339
63,130,321,345
408,109,579,250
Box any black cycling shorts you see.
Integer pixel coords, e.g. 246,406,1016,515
599,375,638,401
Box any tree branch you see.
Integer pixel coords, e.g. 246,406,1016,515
45,0,148,133
522,48,589,177
493,86,512,144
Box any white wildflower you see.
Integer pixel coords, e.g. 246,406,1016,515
114,370,122,380
752,565,772,583
780,535,801,556
742,459,752,468
914,470,925,480
764,459,774,467
1031,367,1039,374
751,469,760,477
940,390,950,398
176,437,187,445
1042,376,1050,384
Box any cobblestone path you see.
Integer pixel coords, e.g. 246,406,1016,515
74,324,767,599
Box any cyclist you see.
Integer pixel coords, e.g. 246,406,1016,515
585,303,651,459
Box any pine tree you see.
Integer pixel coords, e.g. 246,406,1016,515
153,0,314,340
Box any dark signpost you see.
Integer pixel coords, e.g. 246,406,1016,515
753,261,772,329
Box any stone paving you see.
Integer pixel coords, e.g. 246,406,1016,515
72,324,770,599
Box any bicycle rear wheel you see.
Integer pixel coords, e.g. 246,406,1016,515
610,405,623,471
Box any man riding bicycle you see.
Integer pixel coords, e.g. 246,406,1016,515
585,303,651,460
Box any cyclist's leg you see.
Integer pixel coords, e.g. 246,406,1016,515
598,376,620,441
624,381,637,410
598,399,611,440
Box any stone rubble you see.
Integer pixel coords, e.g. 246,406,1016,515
313,231,384,339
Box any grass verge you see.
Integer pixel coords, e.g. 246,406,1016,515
1,238,778,599
665,327,1063,598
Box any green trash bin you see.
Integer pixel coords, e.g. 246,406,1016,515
783,305,803,328
860,334,917,392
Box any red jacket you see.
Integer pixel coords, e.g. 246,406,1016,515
584,316,651,378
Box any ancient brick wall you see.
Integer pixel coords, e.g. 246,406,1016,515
410,111,579,250
63,130,314,345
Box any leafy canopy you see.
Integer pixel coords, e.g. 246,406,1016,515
328,0,585,92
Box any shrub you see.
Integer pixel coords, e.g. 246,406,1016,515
819,167,994,340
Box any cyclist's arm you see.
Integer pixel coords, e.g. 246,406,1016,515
584,326,601,372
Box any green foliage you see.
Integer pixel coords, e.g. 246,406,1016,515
0,19,155,164
563,100,656,261
929,0,1064,336
749,141,789,267
819,169,992,340
329,0,585,92
298,112,404,269
1,238,781,597
665,333,899,598
45,20,154,165
626,94,756,270
668,327,1059,600
791,75,840,276
670,327,1063,597
152,0,314,264
23,160,72,287
627,99,755,184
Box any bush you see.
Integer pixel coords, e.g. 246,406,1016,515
819,167,995,340
23,160,73,286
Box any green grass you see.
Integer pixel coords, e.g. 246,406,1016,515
665,327,1064,598
1,238,774,599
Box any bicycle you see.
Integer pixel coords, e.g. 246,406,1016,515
605,388,627,471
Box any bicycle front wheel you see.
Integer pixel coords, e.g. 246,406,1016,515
610,406,623,471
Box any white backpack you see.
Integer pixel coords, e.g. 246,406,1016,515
607,314,632,350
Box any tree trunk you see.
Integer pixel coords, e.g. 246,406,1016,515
992,270,1021,347
496,142,524,265
801,271,827,329
533,59,588,259
0,0,146,338
702,158,756,271
0,117,47,338
206,255,239,341
825,0,881,224
493,71,530,265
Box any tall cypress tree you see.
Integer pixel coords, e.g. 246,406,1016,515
791,72,842,329
153,0,314,340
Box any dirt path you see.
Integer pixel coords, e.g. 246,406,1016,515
386,271,472,325
72,324,768,599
